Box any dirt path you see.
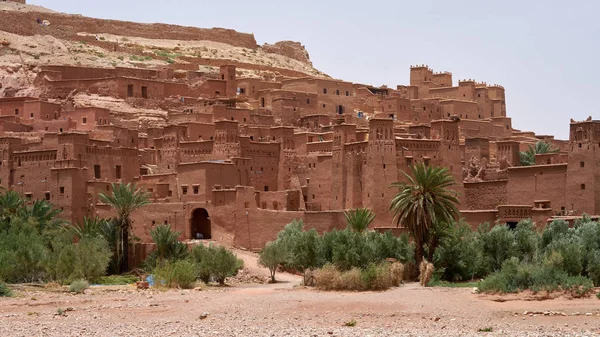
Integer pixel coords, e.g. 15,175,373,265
1,279,599,336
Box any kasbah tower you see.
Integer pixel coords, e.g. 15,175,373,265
0,1,591,266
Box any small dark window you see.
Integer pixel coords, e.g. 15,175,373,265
215,91,220,96
322,104,326,108
193,186,199,194
15,108,19,115
30,113,34,118
323,88,327,94
182,186,188,195
115,165,122,179
581,184,586,190
580,161,585,168
579,143,582,148
59,186,65,194
345,91,349,96
336,89,340,95
168,190,173,197
141,86,148,98
45,192,50,201
306,98,310,104
25,193,32,199
82,117,87,124
94,165,101,179
264,186,269,192
127,84,134,97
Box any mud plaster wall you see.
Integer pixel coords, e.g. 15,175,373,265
463,180,507,210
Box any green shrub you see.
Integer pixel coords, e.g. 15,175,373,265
0,282,12,297
69,279,89,293
479,223,516,272
478,257,594,296
188,244,243,285
154,260,197,289
46,236,111,284
434,222,481,281
92,274,139,285
205,246,244,285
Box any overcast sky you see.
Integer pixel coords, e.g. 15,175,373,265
29,0,600,140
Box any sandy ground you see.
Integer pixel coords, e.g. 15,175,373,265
1,251,600,337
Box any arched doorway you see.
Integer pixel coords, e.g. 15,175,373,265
191,208,211,239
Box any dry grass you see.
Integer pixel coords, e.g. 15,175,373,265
419,260,434,287
314,263,404,291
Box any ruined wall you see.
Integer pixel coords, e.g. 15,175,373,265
0,11,257,48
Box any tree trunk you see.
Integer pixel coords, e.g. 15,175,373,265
120,224,129,273
427,236,439,262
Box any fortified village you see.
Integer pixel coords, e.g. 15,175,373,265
0,0,593,266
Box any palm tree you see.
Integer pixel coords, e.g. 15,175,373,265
344,208,376,233
98,183,150,273
0,189,24,223
519,141,559,166
19,199,67,232
389,163,460,265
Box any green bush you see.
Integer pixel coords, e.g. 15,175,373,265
479,224,516,273
69,279,89,293
92,274,139,285
478,257,594,297
188,244,243,285
154,260,197,289
0,282,12,297
46,236,112,284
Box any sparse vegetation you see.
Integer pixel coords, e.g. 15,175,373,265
69,279,90,293
0,282,12,297
343,319,357,327
478,327,493,332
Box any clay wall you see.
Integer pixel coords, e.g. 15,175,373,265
23,101,61,121
0,97,34,117
179,141,214,163
63,107,110,131
506,164,567,212
43,77,118,99
463,180,507,210
441,100,478,119
460,210,498,229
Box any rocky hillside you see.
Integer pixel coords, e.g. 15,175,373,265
0,2,327,98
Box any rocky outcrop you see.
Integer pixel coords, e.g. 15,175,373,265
262,41,312,66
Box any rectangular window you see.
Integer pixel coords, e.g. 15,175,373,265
182,186,188,195
345,91,349,96
141,86,148,98
82,117,87,125
127,84,134,97
323,88,327,94
264,186,269,192
244,201,250,208
25,193,32,200
306,98,310,104
336,89,340,95
59,186,65,194
580,161,585,168
30,113,34,118
193,185,199,194
168,190,173,197
45,192,50,201
581,184,586,190
14,108,19,115
115,165,122,179
94,165,101,179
